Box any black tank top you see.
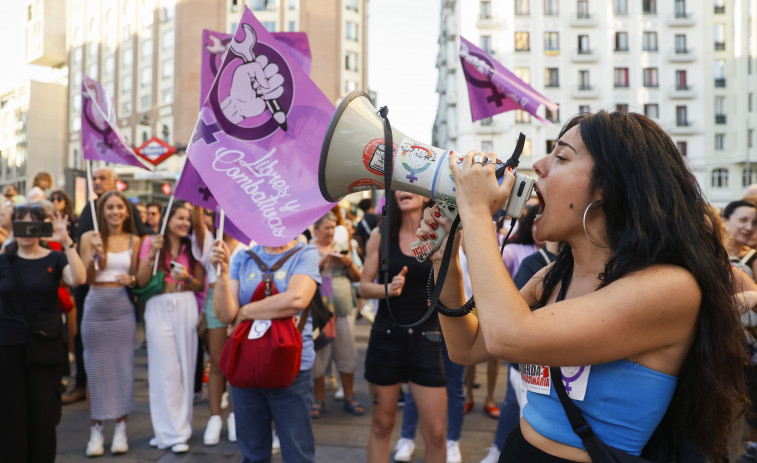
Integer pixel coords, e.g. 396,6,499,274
377,237,435,326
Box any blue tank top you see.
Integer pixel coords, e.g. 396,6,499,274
521,359,677,455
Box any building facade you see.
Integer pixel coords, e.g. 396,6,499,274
434,0,757,206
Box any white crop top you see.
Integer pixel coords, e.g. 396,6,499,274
94,249,132,283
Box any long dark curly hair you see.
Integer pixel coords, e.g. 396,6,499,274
536,111,747,460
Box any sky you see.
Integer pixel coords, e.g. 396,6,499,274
367,0,440,143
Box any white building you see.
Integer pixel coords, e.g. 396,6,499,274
434,0,757,206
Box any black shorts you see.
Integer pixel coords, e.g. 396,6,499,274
364,316,447,388
499,427,581,463
747,363,757,427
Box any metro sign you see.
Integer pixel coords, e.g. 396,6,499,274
135,137,177,166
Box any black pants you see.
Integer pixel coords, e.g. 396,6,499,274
499,427,581,463
73,284,89,388
0,344,63,463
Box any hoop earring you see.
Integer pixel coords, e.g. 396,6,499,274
583,200,608,249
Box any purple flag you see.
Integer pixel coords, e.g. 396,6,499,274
81,75,150,169
460,37,558,124
187,6,335,247
174,159,253,244
201,29,312,106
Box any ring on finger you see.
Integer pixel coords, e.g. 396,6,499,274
472,154,488,166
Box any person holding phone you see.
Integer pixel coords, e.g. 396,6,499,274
136,202,205,454
78,191,142,457
0,203,86,462
310,212,363,418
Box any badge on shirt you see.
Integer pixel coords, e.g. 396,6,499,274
519,364,591,401
248,319,272,339
275,270,287,281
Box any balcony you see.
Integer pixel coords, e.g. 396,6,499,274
571,49,598,62
668,85,696,99
669,121,698,135
476,15,502,29
714,42,726,51
668,48,695,62
570,14,598,27
667,12,696,27
571,84,600,99
714,5,725,14
715,114,727,124
714,78,726,88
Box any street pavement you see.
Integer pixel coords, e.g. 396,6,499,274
56,318,509,462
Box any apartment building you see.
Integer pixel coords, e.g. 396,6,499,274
434,0,757,205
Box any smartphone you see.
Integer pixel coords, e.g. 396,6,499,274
170,260,184,271
339,250,349,255
13,221,52,238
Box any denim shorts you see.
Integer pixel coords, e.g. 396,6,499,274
364,316,446,387
203,287,226,330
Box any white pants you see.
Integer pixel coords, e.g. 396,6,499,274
510,365,528,418
145,292,198,448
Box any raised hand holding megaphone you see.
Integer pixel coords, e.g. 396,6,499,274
319,91,534,261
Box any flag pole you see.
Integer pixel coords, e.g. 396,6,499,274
216,209,225,275
86,161,99,270
152,194,175,276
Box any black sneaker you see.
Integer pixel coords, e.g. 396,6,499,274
737,445,757,463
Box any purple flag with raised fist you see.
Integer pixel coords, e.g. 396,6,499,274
186,6,335,247
200,30,312,106
81,75,150,169
460,37,558,124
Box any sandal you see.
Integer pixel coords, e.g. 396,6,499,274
343,397,366,416
311,399,325,419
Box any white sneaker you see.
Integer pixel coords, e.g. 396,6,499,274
393,438,415,462
110,421,129,454
85,423,104,457
272,429,281,454
227,413,237,442
447,440,462,463
480,444,501,463
334,385,345,400
171,443,189,453
221,390,230,410
203,415,223,446
148,437,158,447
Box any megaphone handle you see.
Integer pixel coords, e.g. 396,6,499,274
410,203,459,263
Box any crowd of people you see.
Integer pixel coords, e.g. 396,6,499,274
5,110,757,463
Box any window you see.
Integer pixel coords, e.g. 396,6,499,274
578,35,590,54
744,168,757,187
714,24,725,50
715,134,726,150
141,67,152,88
544,32,559,55
642,32,658,51
262,21,276,32
711,168,728,188
480,0,491,19
140,39,152,61
346,0,358,12
616,103,629,112
345,51,358,71
643,0,656,14
121,101,132,115
579,104,590,113
614,0,627,14
750,93,754,112
674,0,686,17
515,67,531,84
162,30,174,52
750,129,755,149
614,67,629,87
522,139,532,157
515,32,530,51
546,107,559,123
481,35,493,54
104,56,115,77
714,60,726,87
88,63,98,79
72,47,83,65
481,117,493,126
482,140,494,153
251,0,275,11
546,139,557,153
161,88,173,105
675,34,687,53
121,74,132,94
676,106,688,126
515,110,531,123
715,96,726,124
644,103,659,119
544,0,558,15
545,68,559,87
290,0,298,11
615,32,628,51
676,70,687,90
714,0,725,14
677,141,687,157
577,0,589,18
288,21,295,32
346,21,358,42
122,22,131,41
515,0,529,15
162,59,173,81
578,70,591,89
344,80,358,94
643,68,658,87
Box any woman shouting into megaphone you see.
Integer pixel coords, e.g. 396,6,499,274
418,111,747,463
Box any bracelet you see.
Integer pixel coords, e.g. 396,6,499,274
65,241,75,249
183,274,192,284
127,274,136,288
426,271,475,317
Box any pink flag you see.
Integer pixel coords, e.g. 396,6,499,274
201,30,312,107
186,6,335,247
81,75,150,169
460,37,558,124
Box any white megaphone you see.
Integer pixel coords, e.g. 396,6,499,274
319,91,535,261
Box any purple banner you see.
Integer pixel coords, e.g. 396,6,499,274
459,37,558,124
187,6,335,247
81,75,150,169
201,30,312,107
174,159,253,244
